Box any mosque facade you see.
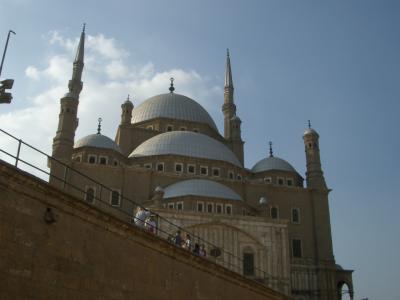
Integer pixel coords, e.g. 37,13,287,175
50,28,354,300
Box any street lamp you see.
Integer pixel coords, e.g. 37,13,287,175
0,30,16,104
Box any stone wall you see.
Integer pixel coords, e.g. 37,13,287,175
0,160,289,300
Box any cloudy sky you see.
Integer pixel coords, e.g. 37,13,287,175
1,0,399,299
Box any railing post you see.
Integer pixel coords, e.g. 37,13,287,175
99,185,102,203
62,165,68,190
156,214,159,236
14,139,21,167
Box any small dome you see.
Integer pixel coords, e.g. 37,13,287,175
259,196,268,205
129,131,242,167
74,134,122,153
252,156,297,173
131,93,217,130
163,179,242,201
303,128,319,137
122,99,133,108
231,115,241,122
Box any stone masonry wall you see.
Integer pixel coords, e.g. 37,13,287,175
0,160,289,300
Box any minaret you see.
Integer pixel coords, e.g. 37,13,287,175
121,94,133,125
303,121,327,189
52,25,85,164
222,49,236,139
221,50,244,165
303,121,335,295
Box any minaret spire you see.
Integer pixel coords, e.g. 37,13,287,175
222,49,237,137
224,49,233,89
68,23,85,99
74,24,85,63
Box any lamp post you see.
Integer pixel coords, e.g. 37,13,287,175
0,30,16,77
0,30,16,104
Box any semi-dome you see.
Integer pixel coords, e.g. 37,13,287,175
129,131,242,167
163,179,242,201
74,134,122,153
251,156,297,173
131,93,217,130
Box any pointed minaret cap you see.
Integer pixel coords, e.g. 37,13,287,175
224,48,233,88
74,23,86,64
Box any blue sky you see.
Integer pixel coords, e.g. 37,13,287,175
1,1,399,299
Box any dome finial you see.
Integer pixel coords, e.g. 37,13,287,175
97,117,102,134
169,77,175,93
308,120,311,129
127,94,130,101
269,141,274,157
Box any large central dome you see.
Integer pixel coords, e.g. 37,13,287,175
131,93,217,130
129,131,242,167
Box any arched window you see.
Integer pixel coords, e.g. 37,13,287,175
85,187,95,203
110,190,121,207
270,206,279,219
292,208,300,224
292,239,302,258
243,251,255,276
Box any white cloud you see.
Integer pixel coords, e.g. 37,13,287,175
25,66,40,80
105,60,129,79
43,55,71,83
0,31,222,180
87,34,128,60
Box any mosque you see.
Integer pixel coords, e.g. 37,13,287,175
49,28,354,300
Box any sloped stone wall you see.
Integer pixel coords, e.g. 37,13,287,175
0,161,288,300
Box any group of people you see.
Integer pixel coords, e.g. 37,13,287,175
133,207,207,257
171,231,207,257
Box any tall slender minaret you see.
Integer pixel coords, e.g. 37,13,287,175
52,25,85,164
303,121,335,297
221,50,244,165
303,121,327,189
222,49,236,139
